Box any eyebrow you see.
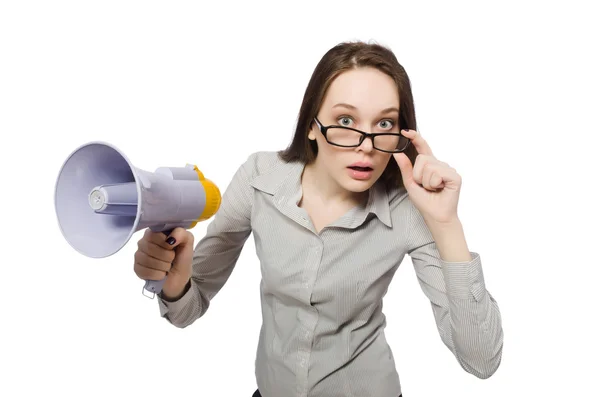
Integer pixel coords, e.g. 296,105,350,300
332,102,399,115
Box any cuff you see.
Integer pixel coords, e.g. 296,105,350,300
157,280,195,318
441,251,486,302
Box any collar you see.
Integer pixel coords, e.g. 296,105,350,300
249,157,392,229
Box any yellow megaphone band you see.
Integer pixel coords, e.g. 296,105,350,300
189,165,222,228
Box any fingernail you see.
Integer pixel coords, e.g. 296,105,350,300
166,237,176,245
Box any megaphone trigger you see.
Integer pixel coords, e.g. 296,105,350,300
54,141,222,298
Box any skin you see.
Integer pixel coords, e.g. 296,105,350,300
301,66,465,234
300,66,401,232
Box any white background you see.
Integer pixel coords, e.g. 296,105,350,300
1,1,598,396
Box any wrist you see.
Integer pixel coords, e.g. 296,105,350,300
427,219,472,263
424,215,461,231
161,279,191,302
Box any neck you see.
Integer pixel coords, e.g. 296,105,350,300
301,160,367,207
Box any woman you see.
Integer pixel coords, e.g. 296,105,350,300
134,41,504,397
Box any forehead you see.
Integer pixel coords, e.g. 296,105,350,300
322,67,399,113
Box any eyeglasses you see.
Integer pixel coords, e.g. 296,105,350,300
313,117,410,153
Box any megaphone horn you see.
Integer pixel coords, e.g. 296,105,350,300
54,141,221,298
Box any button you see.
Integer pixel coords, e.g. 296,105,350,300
303,282,309,288
304,331,311,339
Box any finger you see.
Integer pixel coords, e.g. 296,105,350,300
401,129,434,156
412,154,435,185
421,163,432,190
439,166,462,190
422,163,438,191
429,163,460,190
137,238,176,263
134,249,173,272
422,162,454,190
429,171,444,189
393,152,417,191
425,168,444,191
166,227,194,249
146,227,191,250
412,154,424,186
134,260,167,281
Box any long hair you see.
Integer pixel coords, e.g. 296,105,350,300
278,40,419,190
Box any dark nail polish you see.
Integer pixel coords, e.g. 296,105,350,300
166,237,176,245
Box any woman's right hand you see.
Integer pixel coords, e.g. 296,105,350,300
133,227,194,300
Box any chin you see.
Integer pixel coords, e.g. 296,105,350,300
340,176,377,193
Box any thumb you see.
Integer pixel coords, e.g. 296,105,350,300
173,238,194,270
393,152,416,191
163,228,194,286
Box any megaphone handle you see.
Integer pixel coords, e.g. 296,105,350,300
142,229,173,298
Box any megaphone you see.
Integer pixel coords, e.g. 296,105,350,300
54,141,221,298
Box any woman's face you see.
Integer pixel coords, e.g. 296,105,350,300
309,66,400,193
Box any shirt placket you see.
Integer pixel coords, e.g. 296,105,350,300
295,236,323,397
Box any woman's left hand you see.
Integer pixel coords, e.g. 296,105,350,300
393,129,462,225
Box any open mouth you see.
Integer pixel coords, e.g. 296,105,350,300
348,166,373,172
347,165,374,180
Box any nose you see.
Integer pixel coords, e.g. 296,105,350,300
356,135,374,153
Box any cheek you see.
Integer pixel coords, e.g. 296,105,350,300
315,136,340,159
375,154,392,173
316,143,350,172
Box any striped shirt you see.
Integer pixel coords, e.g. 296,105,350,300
157,151,504,397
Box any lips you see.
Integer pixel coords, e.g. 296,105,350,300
348,162,373,172
348,166,372,171
347,162,375,181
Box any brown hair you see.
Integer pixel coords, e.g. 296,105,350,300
278,40,419,191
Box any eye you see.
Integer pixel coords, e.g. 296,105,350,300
337,116,353,127
379,119,395,130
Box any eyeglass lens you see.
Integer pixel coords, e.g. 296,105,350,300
326,127,409,152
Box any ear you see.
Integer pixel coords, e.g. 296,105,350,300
308,121,316,140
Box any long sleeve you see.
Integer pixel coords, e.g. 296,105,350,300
157,153,256,328
405,199,504,379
